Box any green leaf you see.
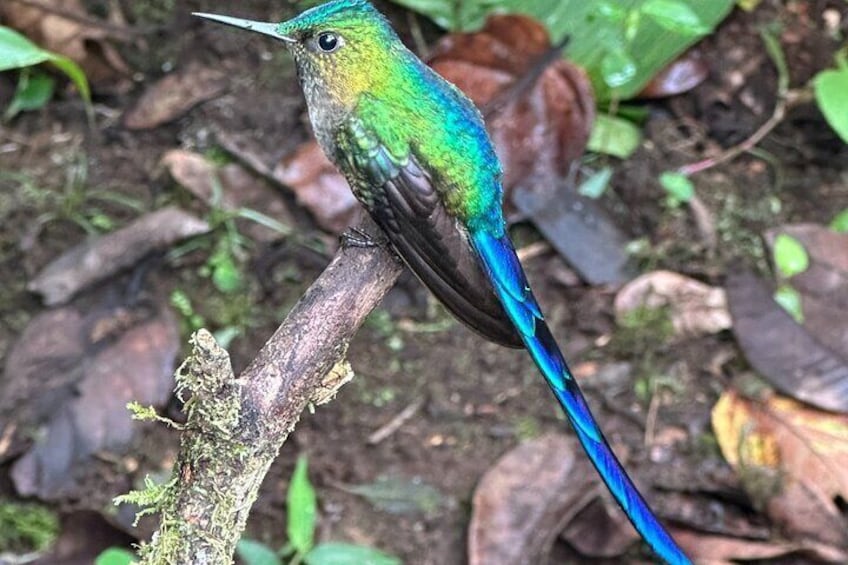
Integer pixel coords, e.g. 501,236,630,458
304,543,401,565
208,246,243,293
600,47,638,89
659,171,694,206
594,2,627,23
94,548,136,565
287,455,317,555
588,114,642,158
385,0,491,30
47,53,91,103
814,66,848,144
4,69,55,120
774,284,804,323
830,208,848,233
772,233,809,278
0,26,51,70
340,476,442,515
236,539,283,565
394,0,733,100
578,166,613,198
0,25,90,108
641,0,709,35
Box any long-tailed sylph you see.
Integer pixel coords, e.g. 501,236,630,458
195,2,691,563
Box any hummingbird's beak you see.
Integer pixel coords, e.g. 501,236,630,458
193,13,296,43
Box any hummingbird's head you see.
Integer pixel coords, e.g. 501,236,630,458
196,0,400,111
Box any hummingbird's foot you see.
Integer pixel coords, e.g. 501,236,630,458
340,226,386,249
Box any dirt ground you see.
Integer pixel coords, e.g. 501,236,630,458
1,0,847,564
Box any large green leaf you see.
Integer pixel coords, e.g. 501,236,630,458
814,65,848,144
304,543,401,565
287,455,317,555
0,25,90,105
391,0,733,100
236,539,283,565
4,69,55,120
94,548,136,565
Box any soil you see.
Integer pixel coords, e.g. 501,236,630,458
0,1,846,564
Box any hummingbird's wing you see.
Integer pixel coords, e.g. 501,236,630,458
344,141,521,348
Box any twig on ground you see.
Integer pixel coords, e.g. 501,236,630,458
367,397,425,445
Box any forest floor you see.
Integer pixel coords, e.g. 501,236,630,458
1,1,847,564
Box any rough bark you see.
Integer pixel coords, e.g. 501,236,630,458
138,224,403,564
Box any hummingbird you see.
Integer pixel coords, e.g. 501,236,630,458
195,2,690,563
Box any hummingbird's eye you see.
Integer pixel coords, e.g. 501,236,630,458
317,32,340,52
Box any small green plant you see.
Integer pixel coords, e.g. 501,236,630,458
658,171,695,208
771,233,809,323
0,158,144,236
0,501,59,553
830,208,848,233
0,25,90,120
95,547,136,565
577,165,614,198
587,114,642,158
236,456,401,565
813,50,848,144
167,168,293,346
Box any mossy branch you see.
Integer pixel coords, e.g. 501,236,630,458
134,221,403,564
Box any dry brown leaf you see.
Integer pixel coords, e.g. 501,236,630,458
671,527,848,563
468,434,598,565
726,268,848,413
5,303,179,499
614,270,731,337
560,498,639,558
712,390,848,546
28,206,210,305
162,149,294,241
161,149,233,208
273,141,360,234
765,224,848,357
0,0,130,87
124,63,227,129
638,49,708,98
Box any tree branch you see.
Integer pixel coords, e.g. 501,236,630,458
137,221,403,564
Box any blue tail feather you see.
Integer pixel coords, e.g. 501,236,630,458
471,229,691,565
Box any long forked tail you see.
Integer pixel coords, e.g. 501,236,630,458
471,229,691,565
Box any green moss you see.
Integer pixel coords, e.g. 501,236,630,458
608,305,674,358
511,415,541,441
0,501,60,552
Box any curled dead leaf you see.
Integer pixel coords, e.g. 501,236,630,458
124,63,227,129
162,149,294,241
468,434,597,565
639,49,709,98
560,498,639,558
273,141,360,234
672,527,848,563
615,270,731,337
711,390,848,547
